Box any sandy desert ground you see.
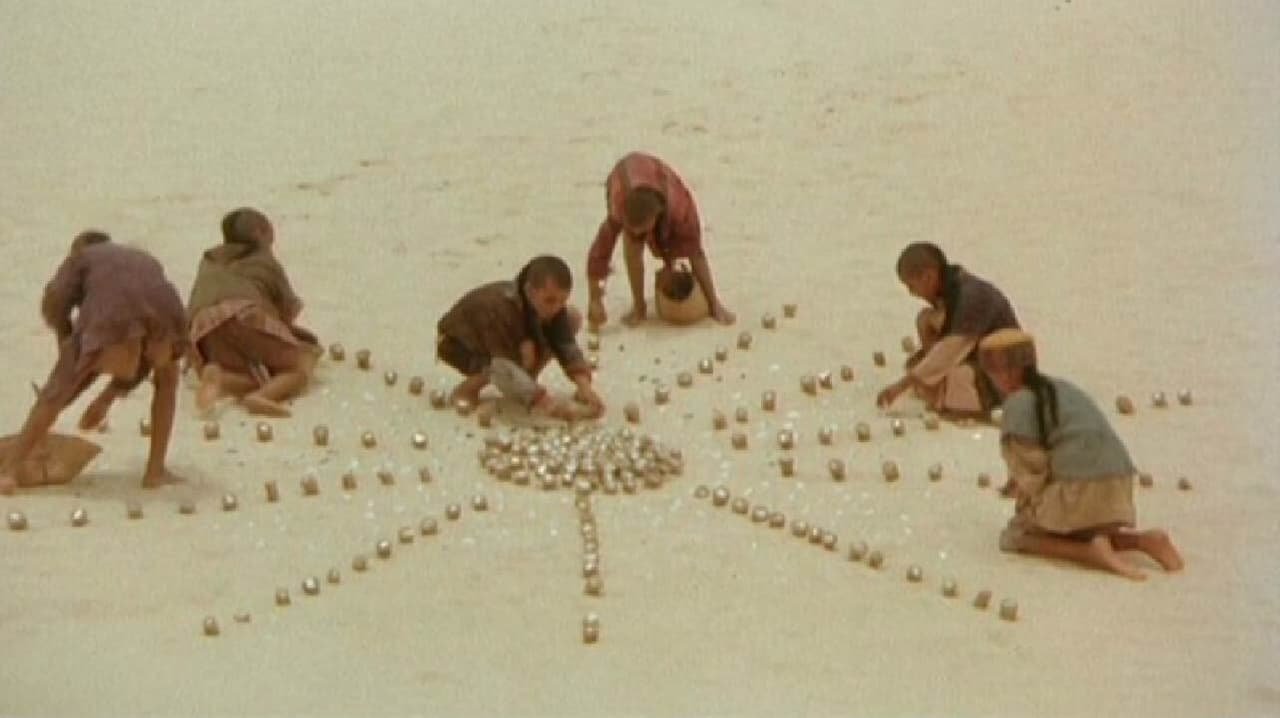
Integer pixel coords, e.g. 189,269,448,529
1,1,1278,715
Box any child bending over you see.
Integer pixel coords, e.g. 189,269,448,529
0,232,187,493
438,255,604,421
187,208,320,418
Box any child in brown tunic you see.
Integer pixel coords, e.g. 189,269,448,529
187,208,319,418
585,152,735,328
438,255,604,421
0,232,188,493
980,329,1183,580
877,242,1021,419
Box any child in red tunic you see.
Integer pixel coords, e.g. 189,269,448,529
585,152,735,328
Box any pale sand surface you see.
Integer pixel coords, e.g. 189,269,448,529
2,1,1279,716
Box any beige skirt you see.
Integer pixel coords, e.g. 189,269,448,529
1001,474,1137,552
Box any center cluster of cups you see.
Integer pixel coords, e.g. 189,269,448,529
477,425,684,494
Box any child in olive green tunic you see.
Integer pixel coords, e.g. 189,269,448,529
979,329,1183,580
187,208,320,418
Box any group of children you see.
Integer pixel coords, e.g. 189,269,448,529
874,242,1183,580
0,209,318,493
0,150,1182,580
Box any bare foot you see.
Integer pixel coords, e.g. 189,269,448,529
710,304,736,325
242,393,292,418
1136,530,1184,572
1087,535,1146,581
0,474,15,495
141,469,184,489
196,365,223,413
622,303,647,327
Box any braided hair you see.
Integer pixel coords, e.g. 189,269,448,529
1022,366,1059,448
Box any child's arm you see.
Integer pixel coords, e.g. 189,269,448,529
877,334,977,407
41,253,86,339
1000,437,1049,497
489,358,588,420
264,255,304,324
587,217,623,288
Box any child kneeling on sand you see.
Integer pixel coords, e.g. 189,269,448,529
979,329,1183,580
0,232,188,493
877,242,1020,420
437,255,604,421
187,208,320,418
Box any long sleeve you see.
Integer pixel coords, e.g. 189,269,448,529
1001,437,1050,497
546,312,591,379
41,253,85,338
275,269,304,324
907,334,977,386
256,253,303,323
587,216,623,281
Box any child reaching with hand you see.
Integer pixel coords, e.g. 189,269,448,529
0,231,187,493
437,255,604,421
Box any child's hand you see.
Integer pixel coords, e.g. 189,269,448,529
998,478,1019,499
575,389,605,419
710,303,736,325
876,379,909,408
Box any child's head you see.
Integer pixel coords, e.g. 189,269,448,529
70,230,111,255
220,208,274,247
978,328,1038,396
521,255,573,321
895,242,948,301
622,188,664,242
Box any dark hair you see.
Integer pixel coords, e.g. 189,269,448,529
659,268,696,300
895,242,948,278
1024,367,1059,449
71,230,111,253
220,207,270,246
897,242,962,334
515,255,574,366
623,187,664,227
520,254,573,292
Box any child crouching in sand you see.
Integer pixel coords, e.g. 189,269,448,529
437,255,604,421
0,232,188,493
187,208,320,417
979,329,1183,580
